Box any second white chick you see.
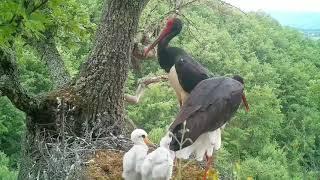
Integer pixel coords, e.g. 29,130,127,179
122,129,154,180
141,133,174,180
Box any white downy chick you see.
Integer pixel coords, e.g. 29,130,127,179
141,133,174,180
122,129,154,180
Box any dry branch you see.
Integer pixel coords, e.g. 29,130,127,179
125,75,168,104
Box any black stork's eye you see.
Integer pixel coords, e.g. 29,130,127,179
142,135,146,138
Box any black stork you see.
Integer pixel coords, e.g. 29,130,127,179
144,18,210,106
168,75,249,180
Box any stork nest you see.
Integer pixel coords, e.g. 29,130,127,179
85,149,207,180
86,150,124,180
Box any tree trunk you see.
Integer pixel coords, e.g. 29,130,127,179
15,0,149,179
75,0,149,136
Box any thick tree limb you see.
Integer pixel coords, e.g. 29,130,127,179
28,30,71,88
125,75,168,104
0,49,38,113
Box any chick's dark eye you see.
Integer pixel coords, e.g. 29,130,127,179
142,135,145,138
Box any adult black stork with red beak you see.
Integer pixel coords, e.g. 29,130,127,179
144,18,210,106
169,75,249,180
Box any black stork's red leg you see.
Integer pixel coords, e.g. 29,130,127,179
203,151,213,180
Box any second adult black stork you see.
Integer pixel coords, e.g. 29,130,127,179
169,75,249,180
144,18,210,106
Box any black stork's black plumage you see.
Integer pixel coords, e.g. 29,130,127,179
144,18,210,106
168,75,249,180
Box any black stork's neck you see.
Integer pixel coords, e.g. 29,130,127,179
157,19,183,73
157,33,178,72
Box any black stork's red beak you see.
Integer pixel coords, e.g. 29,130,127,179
232,75,249,112
242,93,249,112
144,19,175,56
144,28,170,57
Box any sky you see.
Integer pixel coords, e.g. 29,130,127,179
224,0,320,12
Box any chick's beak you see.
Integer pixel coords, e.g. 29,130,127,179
144,137,156,148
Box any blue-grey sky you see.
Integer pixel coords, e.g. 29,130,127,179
224,0,320,12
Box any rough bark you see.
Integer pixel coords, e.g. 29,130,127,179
29,29,71,88
75,0,149,136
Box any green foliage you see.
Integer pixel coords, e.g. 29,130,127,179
232,144,289,179
54,0,100,76
0,97,25,169
127,82,178,132
16,42,53,94
0,152,18,180
0,0,97,76
239,157,289,180
148,127,167,144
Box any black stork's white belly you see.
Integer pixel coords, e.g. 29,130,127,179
168,65,189,106
174,127,222,161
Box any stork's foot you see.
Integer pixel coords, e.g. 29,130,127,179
203,153,213,180
202,171,209,180
173,157,178,167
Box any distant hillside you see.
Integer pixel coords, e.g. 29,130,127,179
267,11,320,29
267,11,320,39
299,29,320,40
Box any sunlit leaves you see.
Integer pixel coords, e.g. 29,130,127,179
48,0,96,45
0,1,22,22
0,1,22,47
23,12,47,39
